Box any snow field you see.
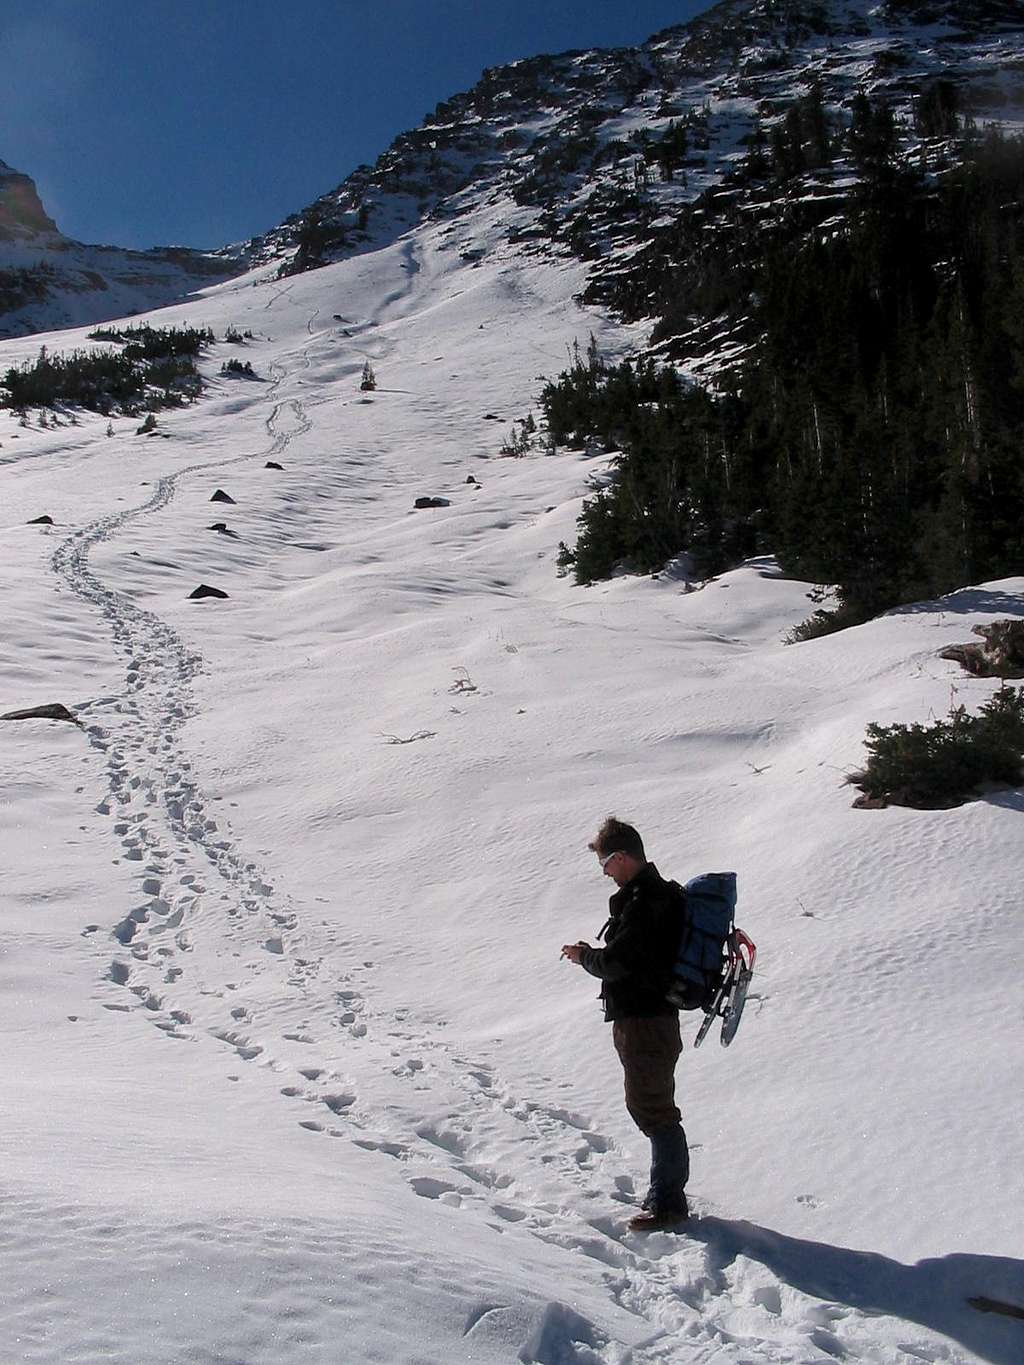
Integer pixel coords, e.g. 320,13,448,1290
1,217,1022,1364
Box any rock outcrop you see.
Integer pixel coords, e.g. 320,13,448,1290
0,161,59,237
941,621,1024,678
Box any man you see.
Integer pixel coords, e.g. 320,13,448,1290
561,816,689,1232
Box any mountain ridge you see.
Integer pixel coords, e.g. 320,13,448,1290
1,0,1021,340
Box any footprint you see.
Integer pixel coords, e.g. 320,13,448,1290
796,1194,823,1209
753,1286,783,1315
492,1205,528,1223
353,1138,408,1159
409,1176,463,1200
323,1093,356,1115
416,1125,467,1158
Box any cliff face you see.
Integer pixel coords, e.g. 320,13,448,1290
0,161,60,239
0,159,242,339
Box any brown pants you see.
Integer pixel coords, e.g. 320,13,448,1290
612,1014,682,1136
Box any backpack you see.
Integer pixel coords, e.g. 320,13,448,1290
666,872,737,1010
666,871,757,1047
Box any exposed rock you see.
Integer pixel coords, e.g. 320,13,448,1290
210,489,236,504
1,702,79,724
414,496,451,509
940,621,1024,678
189,584,229,600
483,414,503,421
27,514,54,525
465,475,479,485
265,460,283,470
208,522,228,532
0,161,59,236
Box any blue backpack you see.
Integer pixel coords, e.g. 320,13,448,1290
666,872,737,1011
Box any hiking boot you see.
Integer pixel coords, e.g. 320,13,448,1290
627,1197,689,1233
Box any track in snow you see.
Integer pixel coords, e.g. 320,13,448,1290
43,324,979,1365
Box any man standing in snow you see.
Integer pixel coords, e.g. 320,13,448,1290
561,817,689,1232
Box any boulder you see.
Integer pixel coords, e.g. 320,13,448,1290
940,620,1024,678
414,496,450,509
27,514,54,525
210,489,236,504
265,461,283,470
465,475,479,485
1,702,79,724
188,584,229,600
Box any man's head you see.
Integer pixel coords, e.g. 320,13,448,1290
589,816,647,887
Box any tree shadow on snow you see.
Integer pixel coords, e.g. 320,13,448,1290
886,588,1024,618
690,1217,1024,1364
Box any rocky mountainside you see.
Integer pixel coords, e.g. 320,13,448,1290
3,0,1020,343
0,160,241,340
246,0,1022,374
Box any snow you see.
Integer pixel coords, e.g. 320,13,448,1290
2,202,1023,1363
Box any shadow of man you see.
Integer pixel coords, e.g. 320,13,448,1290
689,1217,1024,1364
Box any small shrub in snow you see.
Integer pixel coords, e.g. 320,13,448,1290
3,328,209,414
785,603,869,644
360,361,377,392
848,687,1024,809
221,359,256,378
499,413,537,457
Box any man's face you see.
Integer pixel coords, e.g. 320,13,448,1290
599,849,630,886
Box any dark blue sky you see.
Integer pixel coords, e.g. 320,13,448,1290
1,1,716,251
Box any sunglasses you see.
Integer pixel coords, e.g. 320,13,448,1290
599,850,620,869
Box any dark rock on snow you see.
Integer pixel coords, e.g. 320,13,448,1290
265,461,283,470
414,496,450,509
27,514,54,525
210,489,236,504
189,584,229,600
1,702,79,724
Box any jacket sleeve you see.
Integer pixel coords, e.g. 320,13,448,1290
579,905,658,983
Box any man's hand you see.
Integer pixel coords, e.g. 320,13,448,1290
560,942,590,964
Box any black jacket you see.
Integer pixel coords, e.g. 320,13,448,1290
579,862,681,1022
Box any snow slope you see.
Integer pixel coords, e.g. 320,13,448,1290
1,214,1023,1364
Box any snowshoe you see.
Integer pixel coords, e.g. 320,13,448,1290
693,928,757,1049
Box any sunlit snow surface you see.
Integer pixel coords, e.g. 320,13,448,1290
1,217,1022,1365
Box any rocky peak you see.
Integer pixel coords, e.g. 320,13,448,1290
0,160,60,239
